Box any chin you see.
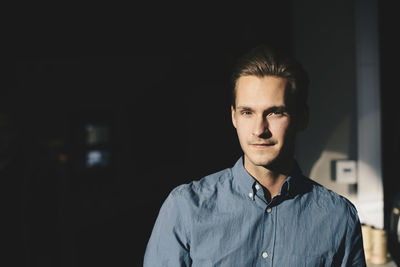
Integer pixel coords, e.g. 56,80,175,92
247,154,276,168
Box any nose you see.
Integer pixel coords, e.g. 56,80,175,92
252,115,269,137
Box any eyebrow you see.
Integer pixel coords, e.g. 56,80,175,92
236,106,253,111
236,105,288,112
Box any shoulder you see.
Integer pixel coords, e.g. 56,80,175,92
168,167,233,205
304,176,359,220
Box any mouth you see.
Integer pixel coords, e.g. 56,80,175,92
251,143,275,148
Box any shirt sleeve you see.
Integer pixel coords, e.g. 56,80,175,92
143,189,191,267
342,205,367,267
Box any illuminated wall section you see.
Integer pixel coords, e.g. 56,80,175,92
355,0,384,229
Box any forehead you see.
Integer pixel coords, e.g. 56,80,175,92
235,75,288,108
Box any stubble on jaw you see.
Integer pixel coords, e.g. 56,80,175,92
244,133,296,177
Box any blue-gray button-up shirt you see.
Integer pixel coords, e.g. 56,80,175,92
144,157,366,266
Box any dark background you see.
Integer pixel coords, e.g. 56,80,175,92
1,1,399,266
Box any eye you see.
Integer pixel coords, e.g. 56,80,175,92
268,110,286,117
240,110,252,116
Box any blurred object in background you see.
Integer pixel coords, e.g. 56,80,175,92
85,123,111,168
362,224,373,261
362,224,390,265
388,192,400,265
371,228,388,265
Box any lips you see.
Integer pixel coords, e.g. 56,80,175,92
251,143,275,146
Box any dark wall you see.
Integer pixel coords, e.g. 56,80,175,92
2,2,294,266
380,0,400,234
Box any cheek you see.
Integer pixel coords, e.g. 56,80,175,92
270,120,291,137
235,120,250,139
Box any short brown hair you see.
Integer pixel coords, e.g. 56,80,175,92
231,45,309,113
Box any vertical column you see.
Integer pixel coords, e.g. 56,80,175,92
355,0,384,229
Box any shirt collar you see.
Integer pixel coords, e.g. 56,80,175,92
232,156,304,197
232,156,256,194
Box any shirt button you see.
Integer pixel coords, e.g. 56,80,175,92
262,252,268,258
248,192,254,198
255,184,261,190
266,207,272,213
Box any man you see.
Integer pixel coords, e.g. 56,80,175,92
144,45,366,266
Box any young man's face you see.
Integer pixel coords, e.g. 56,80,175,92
232,75,297,171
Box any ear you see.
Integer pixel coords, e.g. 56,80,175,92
296,106,309,131
231,105,237,129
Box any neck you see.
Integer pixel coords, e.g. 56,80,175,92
244,156,295,200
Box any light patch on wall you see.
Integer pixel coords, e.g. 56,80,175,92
310,150,357,205
308,116,357,204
